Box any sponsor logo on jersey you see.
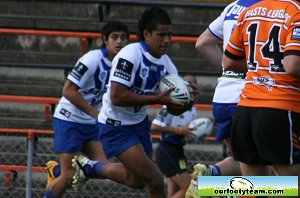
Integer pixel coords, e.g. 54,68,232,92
106,118,121,126
222,70,246,79
159,108,168,117
59,108,71,118
292,27,300,40
225,4,247,20
141,67,149,78
271,64,285,72
100,71,106,80
253,76,275,91
114,58,133,81
71,62,88,80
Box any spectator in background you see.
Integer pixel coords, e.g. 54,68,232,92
151,75,198,198
71,6,200,198
223,0,300,183
185,1,261,197
44,21,129,198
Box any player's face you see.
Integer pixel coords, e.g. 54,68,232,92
144,24,173,58
105,31,128,59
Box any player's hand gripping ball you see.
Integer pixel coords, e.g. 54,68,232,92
159,74,193,105
189,117,213,140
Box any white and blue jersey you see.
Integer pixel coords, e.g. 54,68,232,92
54,48,111,124
152,106,197,145
209,0,261,103
98,41,178,126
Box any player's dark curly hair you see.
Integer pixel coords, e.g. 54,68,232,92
101,21,129,47
138,6,172,41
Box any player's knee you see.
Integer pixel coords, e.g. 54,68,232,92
127,181,145,189
146,171,165,191
124,172,145,189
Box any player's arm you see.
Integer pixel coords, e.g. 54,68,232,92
195,28,223,70
151,123,195,138
111,82,192,115
223,26,247,73
284,54,300,79
110,82,182,106
62,80,99,119
223,50,248,73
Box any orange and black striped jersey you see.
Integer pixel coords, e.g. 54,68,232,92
225,0,300,113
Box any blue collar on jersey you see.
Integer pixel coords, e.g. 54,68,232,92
101,48,109,58
237,0,261,7
140,41,149,52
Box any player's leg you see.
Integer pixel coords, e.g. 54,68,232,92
169,173,191,198
215,155,241,176
72,154,145,192
212,103,241,175
186,103,240,198
165,177,177,198
83,140,109,162
117,144,166,198
235,108,300,177
272,164,300,190
46,124,105,190
45,160,60,191
45,118,98,197
272,111,300,188
239,163,270,175
155,141,189,198
72,118,162,191
45,153,77,197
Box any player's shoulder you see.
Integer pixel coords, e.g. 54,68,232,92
284,0,300,14
115,42,142,61
79,49,104,64
120,42,141,54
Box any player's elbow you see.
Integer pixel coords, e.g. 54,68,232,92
150,124,158,132
223,55,234,70
195,37,210,52
223,54,247,73
110,92,122,106
284,65,300,78
195,40,204,51
284,55,300,79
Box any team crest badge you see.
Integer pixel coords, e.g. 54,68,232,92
291,27,300,40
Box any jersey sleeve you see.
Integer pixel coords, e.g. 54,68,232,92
208,1,237,41
284,18,300,56
208,15,224,40
224,16,246,59
110,44,140,88
166,56,179,75
67,51,98,88
192,107,197,121
152,106,173,127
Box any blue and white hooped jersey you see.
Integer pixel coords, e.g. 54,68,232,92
152,106,197,145
54,48,111,124
208,0,261,103
98,41,178,126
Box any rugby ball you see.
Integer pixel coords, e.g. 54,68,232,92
159,74,193,104
230,177,254,190
189,117,213,140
